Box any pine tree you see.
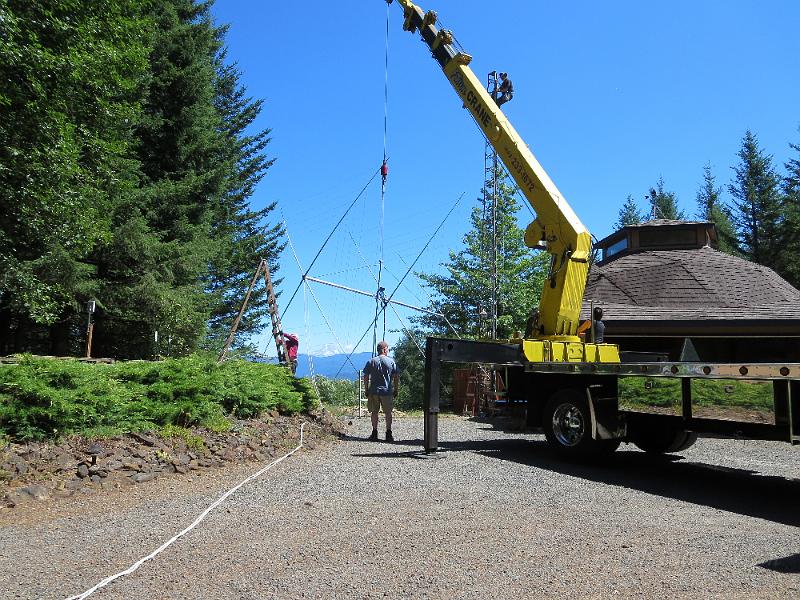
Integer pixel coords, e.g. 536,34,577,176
0,0,283,358
646,177,685,220
0,0,151,354
785,140,800,200
93,0,227,358
203,54,285,351
392,330,426,410
779,138,800,287
615,195,644,230
695,163,738,254
728,130,783,267
416,169,548,339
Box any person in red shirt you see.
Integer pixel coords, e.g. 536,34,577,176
280,332,299,375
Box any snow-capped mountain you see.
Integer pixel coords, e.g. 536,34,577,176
308,342,357,358
295,352,372,380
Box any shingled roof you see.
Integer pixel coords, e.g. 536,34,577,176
581,246,800,335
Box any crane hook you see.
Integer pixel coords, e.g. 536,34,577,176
380,160,389,186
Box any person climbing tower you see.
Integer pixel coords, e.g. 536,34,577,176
494,71,514,107
279,331,299,375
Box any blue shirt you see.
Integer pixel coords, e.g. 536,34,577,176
364,355,399,396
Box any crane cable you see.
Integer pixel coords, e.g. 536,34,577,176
286,228,362,377
280,166,383,318
382,0,390,170
334,192,466,379
373,1,391,354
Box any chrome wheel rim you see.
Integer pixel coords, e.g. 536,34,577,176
551,403,584,447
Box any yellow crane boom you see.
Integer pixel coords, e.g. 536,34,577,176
389,0,596,345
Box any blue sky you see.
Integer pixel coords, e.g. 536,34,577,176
211,0,800,363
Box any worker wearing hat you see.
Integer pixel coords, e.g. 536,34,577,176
495,72,514,107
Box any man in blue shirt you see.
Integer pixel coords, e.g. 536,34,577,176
363,340,400,442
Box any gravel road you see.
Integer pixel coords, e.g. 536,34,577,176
1,415,798,599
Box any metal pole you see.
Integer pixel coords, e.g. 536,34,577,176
303,276,445,316
85,300,96,358
423,337,440,453
681,378,692,420
492,146,498,340
373,260,382,356
358,370,363,419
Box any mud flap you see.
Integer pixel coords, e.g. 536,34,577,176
586,388,626,440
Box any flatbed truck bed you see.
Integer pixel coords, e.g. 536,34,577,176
422,337,800,456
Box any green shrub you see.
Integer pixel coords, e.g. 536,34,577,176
0,356,140,440
315,376,356,406
0,354,319,441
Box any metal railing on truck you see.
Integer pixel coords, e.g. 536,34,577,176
422,337,800,453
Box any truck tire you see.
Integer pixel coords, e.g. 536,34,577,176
543,389,619,457
633,428,698,455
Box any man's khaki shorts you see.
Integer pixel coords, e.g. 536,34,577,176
367,394,393,414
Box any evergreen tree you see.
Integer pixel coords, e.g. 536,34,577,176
779,137,800,287
0,0,283,358
615,195,644,230
728,130,783,267
392,330,426,410
785,140,800,200
203,52,285,351
646,176,685,220
0,0,151,354
695,163,738,254
93,0,228,358
416,169,548,339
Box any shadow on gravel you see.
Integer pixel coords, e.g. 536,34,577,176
430,437,800,528
338,431,433,459
351,450,433,460
758,553,800,573
337,422,799,526
336,432,424,445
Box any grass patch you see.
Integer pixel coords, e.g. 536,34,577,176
159,424,207,452
202,414,233,433
619,377,774,413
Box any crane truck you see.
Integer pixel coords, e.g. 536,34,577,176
387,0,800,457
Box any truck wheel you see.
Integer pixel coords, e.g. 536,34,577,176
543,390,618,457
633,428,698,455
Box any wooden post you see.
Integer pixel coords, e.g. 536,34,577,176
85,321,94,358
218,260,265,363
85,299,96,358
262,263,287,366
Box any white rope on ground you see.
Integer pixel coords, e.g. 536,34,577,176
65,423,309,600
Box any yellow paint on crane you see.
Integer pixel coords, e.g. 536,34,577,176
390,0,619,362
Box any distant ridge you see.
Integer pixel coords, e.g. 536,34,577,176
295,352,372,380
